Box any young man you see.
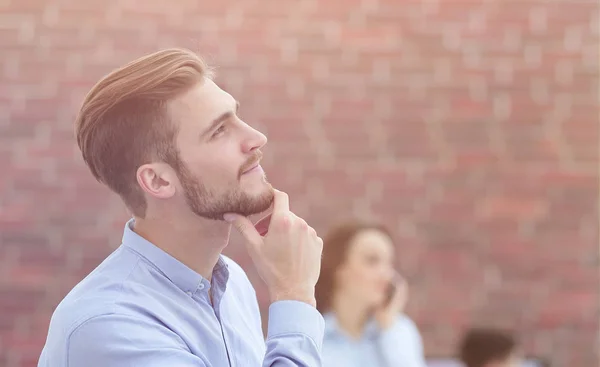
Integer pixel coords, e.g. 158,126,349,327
458,328,523,367
38,48,325,366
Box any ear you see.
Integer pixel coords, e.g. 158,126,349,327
136,163,177,200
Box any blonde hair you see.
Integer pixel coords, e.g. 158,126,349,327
75,48,212,218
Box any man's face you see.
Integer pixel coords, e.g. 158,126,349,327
165,78,274,220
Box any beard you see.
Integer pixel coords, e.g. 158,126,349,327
174,156,274,221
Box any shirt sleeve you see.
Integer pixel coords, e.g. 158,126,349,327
263,300,325,367
68,302,325,367
377,315,427,367
67,314,208,367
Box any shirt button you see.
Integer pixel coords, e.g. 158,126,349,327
198,284,205,290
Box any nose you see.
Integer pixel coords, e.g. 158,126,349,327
241,124,267,153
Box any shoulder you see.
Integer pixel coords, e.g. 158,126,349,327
48,247,176,336
63,312,192,367
321,316,352,366
48,249,138,328
322,312,337,333
386,313,424,345
70,312,185,344
396,313,421,333
323,312,346,344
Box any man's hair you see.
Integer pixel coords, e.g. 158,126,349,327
458,328,518,367
75,48,212,218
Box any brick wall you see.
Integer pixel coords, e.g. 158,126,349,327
1,1,598,366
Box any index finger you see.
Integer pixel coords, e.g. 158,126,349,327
392,271,406,287
271,189,290,218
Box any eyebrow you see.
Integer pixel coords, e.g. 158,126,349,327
201,101,240,138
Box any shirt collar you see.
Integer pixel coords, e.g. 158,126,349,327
121,218,228,295
323,311,380,340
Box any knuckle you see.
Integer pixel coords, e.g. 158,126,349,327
300,219,309,230
288,214,300,226
278,213,292,229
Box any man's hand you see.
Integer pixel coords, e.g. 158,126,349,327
224,189,323,307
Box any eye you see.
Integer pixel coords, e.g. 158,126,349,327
212,124,226,138
364,254,380,265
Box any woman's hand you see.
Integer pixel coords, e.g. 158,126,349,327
374,273,409,330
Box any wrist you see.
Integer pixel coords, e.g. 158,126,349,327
269,288,316,308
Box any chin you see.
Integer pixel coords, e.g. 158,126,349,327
243,171,269,187
246,180,274,198
244,185,274,212
352,292,383,309
370,293,388,307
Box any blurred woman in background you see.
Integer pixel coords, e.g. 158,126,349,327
316,221,427,367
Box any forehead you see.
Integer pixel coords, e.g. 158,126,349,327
167,78,235,133
348,229,394,256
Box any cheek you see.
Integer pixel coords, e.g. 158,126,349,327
182,143,239,173
339,265,379,292
189,157,237,184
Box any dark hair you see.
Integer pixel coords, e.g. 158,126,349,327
314,220,393,313
458,328,518,367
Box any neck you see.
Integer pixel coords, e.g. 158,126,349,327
132,211,231,281
331,292,370,339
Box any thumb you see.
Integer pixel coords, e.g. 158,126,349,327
224,213,263,250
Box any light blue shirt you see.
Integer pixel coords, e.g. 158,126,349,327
38,219,324,367
321,312,426,367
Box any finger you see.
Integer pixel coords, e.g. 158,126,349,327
296,216,308,230
393,272,407,289
390,277,408,306
254,214,271,236
224,213,262,251
271,189,290,219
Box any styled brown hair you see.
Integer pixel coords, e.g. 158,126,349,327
75,48,213,218
315,220,393,313
458,328,518,367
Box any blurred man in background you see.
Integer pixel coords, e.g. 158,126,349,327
38,48,324,367
458,328,523,367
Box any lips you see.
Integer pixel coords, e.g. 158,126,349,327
239,151,264,176
243,163,259,174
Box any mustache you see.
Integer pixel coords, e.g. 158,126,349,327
238,151,263,177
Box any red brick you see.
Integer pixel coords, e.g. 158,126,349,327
477,195,548,221
1,1,598,366
535,289,597,328
0,287,45,315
